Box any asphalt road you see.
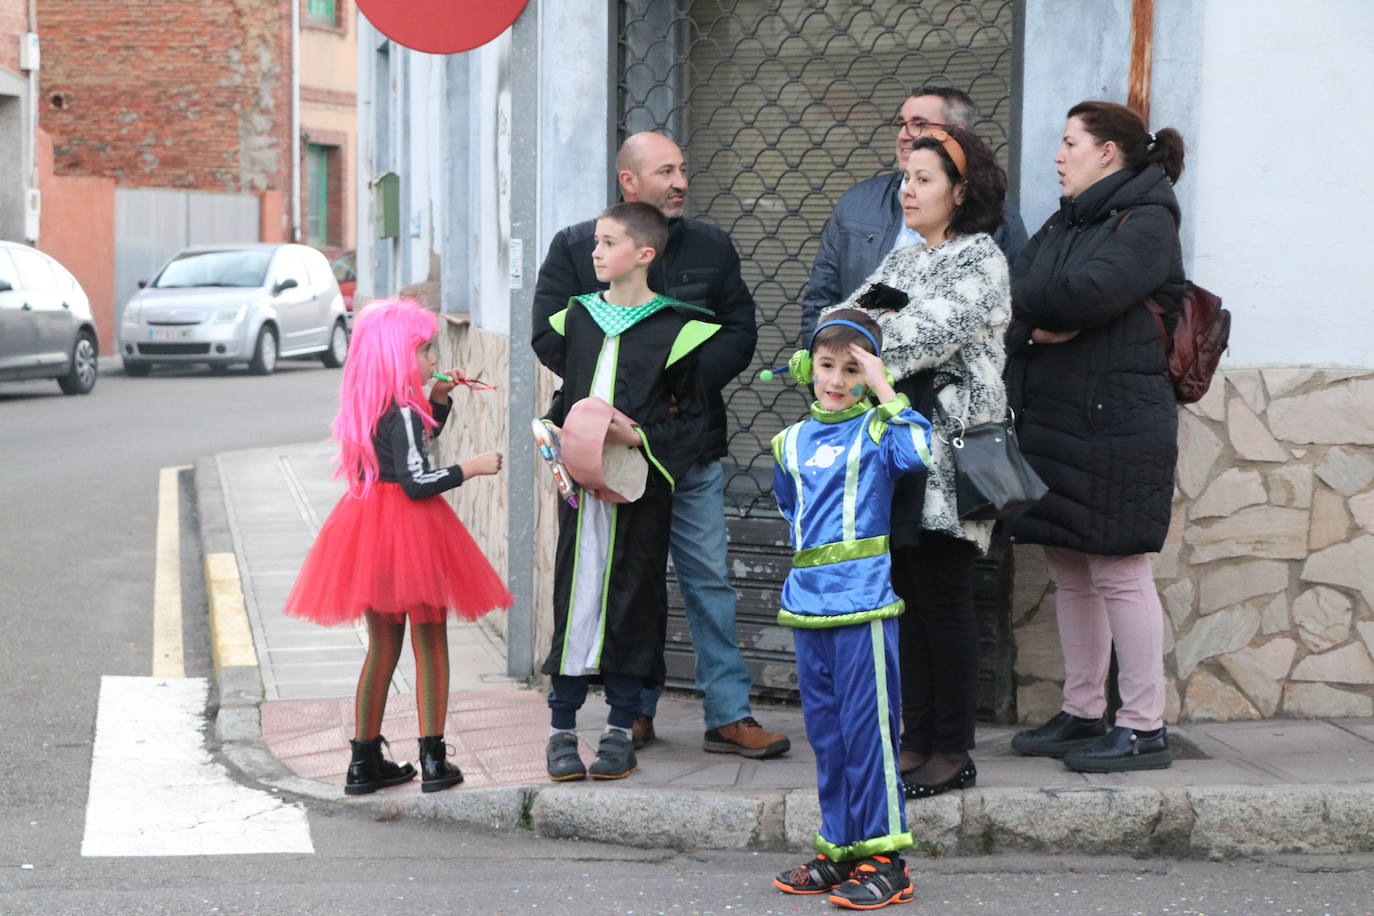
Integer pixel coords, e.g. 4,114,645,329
3,361,1374,914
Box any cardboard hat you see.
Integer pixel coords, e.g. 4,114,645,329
560,397,648,504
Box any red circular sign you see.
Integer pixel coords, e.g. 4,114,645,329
356,0,529,54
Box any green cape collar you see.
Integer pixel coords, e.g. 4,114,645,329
574,292,682,337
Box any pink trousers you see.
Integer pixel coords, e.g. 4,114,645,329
1043,547,1165,731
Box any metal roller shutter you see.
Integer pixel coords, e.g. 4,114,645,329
619,0,1017,715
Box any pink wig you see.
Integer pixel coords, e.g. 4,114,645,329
333,299,438,496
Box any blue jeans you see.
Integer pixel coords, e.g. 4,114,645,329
640,459,753,730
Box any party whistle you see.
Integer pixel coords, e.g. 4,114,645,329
530,419,579,508
433,372,498,390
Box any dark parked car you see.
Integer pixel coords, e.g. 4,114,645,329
330,250,356,315
0,240,99,395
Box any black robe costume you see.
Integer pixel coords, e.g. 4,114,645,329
539,293,714,684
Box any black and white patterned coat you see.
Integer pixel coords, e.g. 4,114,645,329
823,231,1010,551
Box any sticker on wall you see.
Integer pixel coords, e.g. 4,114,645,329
509,239,524,290
356,0,528,54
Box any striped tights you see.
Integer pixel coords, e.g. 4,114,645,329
354,610,450,740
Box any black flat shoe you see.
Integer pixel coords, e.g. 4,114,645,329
1064,726,1172,773
903,759,976,799
1011,711,1108,758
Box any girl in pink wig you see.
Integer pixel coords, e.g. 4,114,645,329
284,299,512,795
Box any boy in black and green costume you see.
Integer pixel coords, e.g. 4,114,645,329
537,202,715,780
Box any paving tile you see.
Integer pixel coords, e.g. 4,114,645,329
272,662,371,684
261,700,342,735
265,646,366,666
448,705,550,735
1078,758,1275,788
267,726,350,760
631,758,743,787
1197,719,1373,756
468,742,559,773
261,631,365,650
737,760,816,788
1332,718,1374,744
1252,750,1374,784
278,748,350,782
972,757,1085,788
272,680,360,700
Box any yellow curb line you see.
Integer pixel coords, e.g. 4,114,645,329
152,465,191,678
206,552,259,674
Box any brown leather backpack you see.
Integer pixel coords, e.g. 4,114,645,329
1117,210,1231,404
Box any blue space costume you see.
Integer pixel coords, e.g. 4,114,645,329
771,395,933,860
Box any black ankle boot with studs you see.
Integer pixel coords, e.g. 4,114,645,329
418,735,464,793
344,735,416,796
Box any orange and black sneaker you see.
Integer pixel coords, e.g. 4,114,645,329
771,853,853,895
827,853,913,910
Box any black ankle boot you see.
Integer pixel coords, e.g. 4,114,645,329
418,735,464,793
344,735,416,796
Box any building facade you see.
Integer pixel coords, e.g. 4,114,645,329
358,0,1374,724
300,0,358,255
26,0,357,348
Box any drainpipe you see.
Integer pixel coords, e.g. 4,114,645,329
26,0,37,190
1128,0,1154,123
291,0,301,241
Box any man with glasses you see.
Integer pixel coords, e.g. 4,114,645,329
800,86,1027,341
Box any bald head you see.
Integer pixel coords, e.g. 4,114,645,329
616,132,688,218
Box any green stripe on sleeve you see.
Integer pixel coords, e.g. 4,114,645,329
634,426,674,491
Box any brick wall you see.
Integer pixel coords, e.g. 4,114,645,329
1,1,27,73
36,0,292,217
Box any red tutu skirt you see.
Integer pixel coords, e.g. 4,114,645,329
283,482,513,625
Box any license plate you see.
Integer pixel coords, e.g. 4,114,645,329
148,328,194,341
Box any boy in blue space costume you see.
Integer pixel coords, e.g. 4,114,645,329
768,309,932,910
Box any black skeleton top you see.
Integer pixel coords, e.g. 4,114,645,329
372,400,465,500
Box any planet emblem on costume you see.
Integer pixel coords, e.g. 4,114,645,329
805,445,846,469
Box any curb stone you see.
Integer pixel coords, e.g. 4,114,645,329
530,787,776,851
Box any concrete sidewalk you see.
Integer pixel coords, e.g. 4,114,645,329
196,441,1374,859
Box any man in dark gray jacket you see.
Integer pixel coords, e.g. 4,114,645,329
800,87,1027,342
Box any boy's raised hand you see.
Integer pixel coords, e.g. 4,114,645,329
848,343,897,404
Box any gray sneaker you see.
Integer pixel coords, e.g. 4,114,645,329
588,730,637,780
546,732,586,782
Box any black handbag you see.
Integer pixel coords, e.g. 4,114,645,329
938,406,1048,522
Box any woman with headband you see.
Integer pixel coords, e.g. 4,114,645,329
820,124,1011,800
1005,101,1186,773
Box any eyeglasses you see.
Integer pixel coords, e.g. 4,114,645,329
888,116,949,135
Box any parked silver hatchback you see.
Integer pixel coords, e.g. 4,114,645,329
118,243,349,375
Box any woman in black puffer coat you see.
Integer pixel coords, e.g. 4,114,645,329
1005,101,1185,774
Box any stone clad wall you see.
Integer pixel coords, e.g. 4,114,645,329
1013,367,1374,723
433,316,559,666
433,317,510,643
